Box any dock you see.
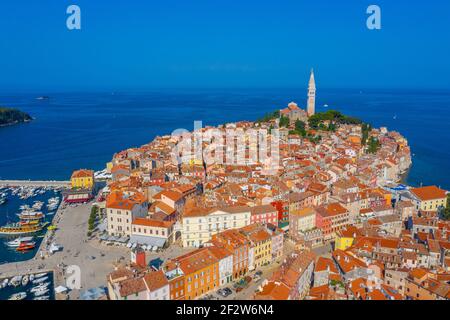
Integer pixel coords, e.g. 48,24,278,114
0,180,70,188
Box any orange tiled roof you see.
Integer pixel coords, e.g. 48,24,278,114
411,186,447,201
71,169,94,178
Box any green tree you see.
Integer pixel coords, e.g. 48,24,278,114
294,120,306,136
367,136,380,154
279,115,290,127
88,206,98,231
443,194,450,220
0,107,32,126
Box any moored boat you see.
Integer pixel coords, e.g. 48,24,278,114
8,292,27,300
32,276,48,285
9,275,23,287
33,288,49,296
17,211,45,221
22,275,29,286
16,242,36,252
0,222,49,235
30,282,50,293
6,236,34,247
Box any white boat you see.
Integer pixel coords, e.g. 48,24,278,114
6,237,34,247
33,288,49,296
22,275,29,286
32,276,48,284
9,275,23,287
1,278,9,288
9,292,27,300
32,201,44,210
30,282,50,293
34,273,47,278
33,295,50,300
29,274,35,282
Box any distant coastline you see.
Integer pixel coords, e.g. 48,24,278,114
0,107,33,127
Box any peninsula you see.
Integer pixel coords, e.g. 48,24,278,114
0,107,32,127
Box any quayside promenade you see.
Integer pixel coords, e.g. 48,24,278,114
0,180,70,188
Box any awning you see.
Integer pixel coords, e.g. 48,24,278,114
130,235,166,248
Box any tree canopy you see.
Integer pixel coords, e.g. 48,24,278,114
0,107,32,126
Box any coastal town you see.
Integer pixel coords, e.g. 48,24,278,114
0,71,449,301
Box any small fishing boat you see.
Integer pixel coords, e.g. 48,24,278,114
33,295,50,300
16,242,36,252
8,292,27,300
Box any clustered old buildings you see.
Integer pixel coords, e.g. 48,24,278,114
107,223,283,300
97,74,449,300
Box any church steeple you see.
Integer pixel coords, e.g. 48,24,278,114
307,69,316,116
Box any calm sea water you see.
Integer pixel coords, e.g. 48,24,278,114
0,89,449,189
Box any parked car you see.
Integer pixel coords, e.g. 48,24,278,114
255,270,263,276
217,288,232,297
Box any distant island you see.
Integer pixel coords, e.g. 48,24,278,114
35,96,50,101
0,107,33,127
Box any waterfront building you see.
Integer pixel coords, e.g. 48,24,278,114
71,169,95,189
409,185,448,212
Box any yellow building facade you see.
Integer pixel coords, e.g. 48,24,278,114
71,169,95,189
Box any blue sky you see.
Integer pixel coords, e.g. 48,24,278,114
0,0,449,91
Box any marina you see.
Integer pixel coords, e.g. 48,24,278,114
0,186,61,264
0,271,54,300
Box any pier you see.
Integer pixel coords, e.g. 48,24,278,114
0,180,70,188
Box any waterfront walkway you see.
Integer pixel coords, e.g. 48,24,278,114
0,180,70,188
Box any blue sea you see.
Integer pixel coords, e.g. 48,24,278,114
0,89,449,190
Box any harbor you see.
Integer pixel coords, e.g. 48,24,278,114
0,271,54,300
0,191,129,300
0,186,62,264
